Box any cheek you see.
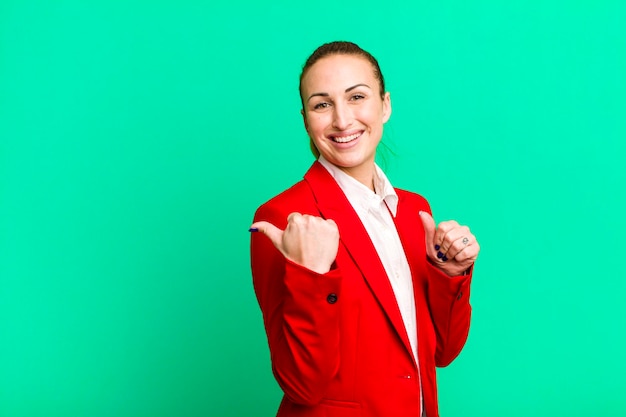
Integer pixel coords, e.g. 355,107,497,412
359,105,383,123
306,114,329,135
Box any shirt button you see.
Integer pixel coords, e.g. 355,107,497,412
326,293,338,304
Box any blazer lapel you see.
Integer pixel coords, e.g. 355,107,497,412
303,162,415,361
392,192,428,283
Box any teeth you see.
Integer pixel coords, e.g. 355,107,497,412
332,132,361,143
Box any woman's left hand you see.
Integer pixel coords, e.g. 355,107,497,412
419,211,480,277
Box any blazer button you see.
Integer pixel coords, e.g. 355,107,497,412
326,293,338,304
456,291,463,301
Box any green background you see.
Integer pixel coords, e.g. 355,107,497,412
1,1,625,416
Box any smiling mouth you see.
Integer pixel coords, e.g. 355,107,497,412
330,131,362,143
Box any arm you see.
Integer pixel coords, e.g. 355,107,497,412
250,203,341,405
425,262,472,367
418,211,478,367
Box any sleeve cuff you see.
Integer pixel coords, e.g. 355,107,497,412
425,261,472,293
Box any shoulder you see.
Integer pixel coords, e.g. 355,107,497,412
259,179,313,210
252,162,336,227
253,180,316,229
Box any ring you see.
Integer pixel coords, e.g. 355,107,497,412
462,237,469,246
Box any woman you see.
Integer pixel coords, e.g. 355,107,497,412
249,41,479,417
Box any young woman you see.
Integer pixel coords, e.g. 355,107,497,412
249,41,479,417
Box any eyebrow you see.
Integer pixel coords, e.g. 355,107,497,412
306,83,371,103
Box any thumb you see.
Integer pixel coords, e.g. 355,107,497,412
418,211,436,257
250,221,284,251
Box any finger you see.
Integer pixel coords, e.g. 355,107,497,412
419,211,438,260
249,220,284,250
434,220,459,252
287,212,302,223
325,218,338,230
453,240,480,263
439,225,470,254
445,234,476,261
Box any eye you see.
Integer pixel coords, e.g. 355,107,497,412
350,93,365,101
313,102,331,110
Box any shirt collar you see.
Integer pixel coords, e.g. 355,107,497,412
318,156,399,217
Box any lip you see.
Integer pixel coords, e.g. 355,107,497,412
327,130,364,145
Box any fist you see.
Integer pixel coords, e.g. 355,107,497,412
419,211,480,277
250,212,339,274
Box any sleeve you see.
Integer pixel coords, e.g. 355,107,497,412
250,202,342,406
411,195,472,368
425,255,473,367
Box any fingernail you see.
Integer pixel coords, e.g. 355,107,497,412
437,251,444,259
442,255,448,262
434,244,440,251
248,228,259,232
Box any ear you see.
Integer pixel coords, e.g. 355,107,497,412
382,92,392,124
301,108,309,131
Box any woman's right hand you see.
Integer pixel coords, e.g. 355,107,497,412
250,213,339,274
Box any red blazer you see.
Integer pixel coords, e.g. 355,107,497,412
251,162,472,417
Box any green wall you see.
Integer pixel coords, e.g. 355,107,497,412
1,1,625,416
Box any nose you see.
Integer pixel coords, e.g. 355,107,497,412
332,102,353,130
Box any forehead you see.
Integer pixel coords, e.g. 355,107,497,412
301,54,377,94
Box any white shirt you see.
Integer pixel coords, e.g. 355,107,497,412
318,156,424,415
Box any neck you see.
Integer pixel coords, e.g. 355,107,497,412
338,164,376,192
